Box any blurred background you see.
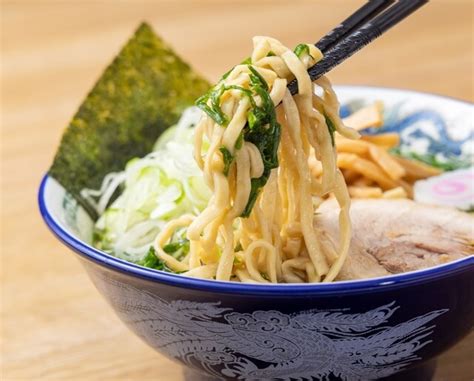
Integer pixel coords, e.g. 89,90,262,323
1,1,473,380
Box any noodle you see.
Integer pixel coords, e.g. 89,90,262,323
152,37,355,283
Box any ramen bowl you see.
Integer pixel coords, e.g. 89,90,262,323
39,86,474,381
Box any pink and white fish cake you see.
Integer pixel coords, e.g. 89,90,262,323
414,167,473,211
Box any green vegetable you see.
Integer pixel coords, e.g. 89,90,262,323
234,132,244,150
225,85,256,107
93,110,211,261
324,113,337,146
240,67,281,217
196,85,229,126
219,146,234,176
221,68,233,81
294,43,313,59
242,171,271,217
137,247,161,268
221,57,252,80
233,257,243,266
136,246,179,272
92,229,109,249
195,63,281,217
49,22,210,218
247,65,269,91
197,84,257,126
247,110,258,129
163,239,190,258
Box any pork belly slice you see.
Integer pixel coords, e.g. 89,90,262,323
315,199,474,281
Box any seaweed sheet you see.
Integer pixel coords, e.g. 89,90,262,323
49,23,210,218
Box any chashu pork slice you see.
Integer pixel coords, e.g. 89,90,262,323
315,199,474,281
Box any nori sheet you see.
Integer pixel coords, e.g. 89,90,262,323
49,22,210,218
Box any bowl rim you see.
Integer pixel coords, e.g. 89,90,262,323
334,84,474,106
38,85,474,295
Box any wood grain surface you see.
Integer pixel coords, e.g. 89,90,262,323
1,1,473,380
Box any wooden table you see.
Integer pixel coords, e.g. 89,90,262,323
2,1,473,380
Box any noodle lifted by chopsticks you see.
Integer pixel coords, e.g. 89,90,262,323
153,37,358,283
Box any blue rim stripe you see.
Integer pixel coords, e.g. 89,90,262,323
38,86,474,296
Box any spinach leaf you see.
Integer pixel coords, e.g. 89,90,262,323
221,57,252,80
241,169,271,217
294,43,313,59
238,65,281,217
324,113,337,146
136,246,180,272
248,65,269,91
196,84,256,126
234,132,244,150
163,239,190,257
225,85,256,108
196,62,282,217
196,92,228,126
219,146,234,176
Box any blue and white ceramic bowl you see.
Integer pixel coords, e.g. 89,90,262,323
39,86,474,381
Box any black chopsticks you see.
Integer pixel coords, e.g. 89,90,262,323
288,0,428,95
316,0,396,53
